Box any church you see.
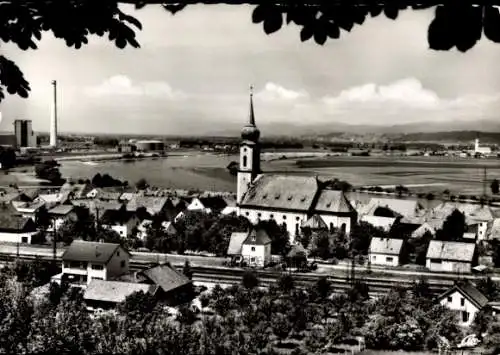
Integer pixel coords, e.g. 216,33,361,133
236,87,357,242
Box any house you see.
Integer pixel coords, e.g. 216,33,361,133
368,237,404,267
0,212,37,244
426,240,476,273
48,204,77,233
227,229,272,267
100,209,140,238
61,240,131,285
37,192,69,206
137,220,177,241
71,199,124,217
59,182,94,199
136,263,193,305
84,279,158,310
437,281,489,327
186,197,228,214
410,219,444,239
467,205,500,240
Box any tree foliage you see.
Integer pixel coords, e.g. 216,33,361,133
3,1,500,103
435,209,466,241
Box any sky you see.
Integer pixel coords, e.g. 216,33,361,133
2,5,500,135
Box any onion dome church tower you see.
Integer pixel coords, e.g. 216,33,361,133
237,85,261,204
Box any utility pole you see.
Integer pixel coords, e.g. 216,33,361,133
483,166,487,200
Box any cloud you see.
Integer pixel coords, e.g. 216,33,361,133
255,82,309,102
84,75,187,99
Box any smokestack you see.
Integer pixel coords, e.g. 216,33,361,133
50,80,58,148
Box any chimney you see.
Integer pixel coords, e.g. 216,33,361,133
50,80,58,148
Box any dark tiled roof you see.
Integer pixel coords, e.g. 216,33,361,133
243,229,271,245
314,190,355,214
62,240,127,264
139,264,191,293
127,196,168,215
438,281,489,309
84,279,157,304
0,213,35,231
241,175,319,211
49,204,74,216
100,209,136,225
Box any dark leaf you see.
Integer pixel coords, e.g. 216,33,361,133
252,5,269,24
484,5,500,43
135,1,147,9
352,8,367,25
314,29,328,45
369,5,383,17
428,6,454,51
455,5,482,52
162,4,187,15
119,13,143,30
300,26,314,42
384,6,399,20
327,22,340,39
337,17,354,32
116,37,127,49
263,10,283,34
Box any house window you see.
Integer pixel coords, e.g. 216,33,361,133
386,257,394,262
121,260,126,268
447,296,452,303
251,247,255,252
117,251,120,257
462,311,469,323
250,257,255,263
430,258,441,264
91,264,104,270
372,256,376,260
63,262,69,268
243,156,247,168
21,237,28,243
461,298,465,306
340,223,346,233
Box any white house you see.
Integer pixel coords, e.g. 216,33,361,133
48,204,76,233
61,240,131,286
14,200,46,220
137,219,178,241
368,237,404,267
227,229,272,267
437,281,489,327
0,213,38,244
100,209,140,238
186,197,228,214
426,240,476,273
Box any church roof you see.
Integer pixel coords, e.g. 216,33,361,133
314,190,356,214
241,175,319,211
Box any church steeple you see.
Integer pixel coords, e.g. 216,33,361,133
249,85,256,126
241,85,260,142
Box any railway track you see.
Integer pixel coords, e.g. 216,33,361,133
0,248,472,296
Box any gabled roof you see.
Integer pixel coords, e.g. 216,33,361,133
468,205,500,222
227,232,248,255
15,200,45,212
369,237,404,255
314,190,355,214
241,175,319,211
0,212,35,232
60,182,93,199
62,240,129,264
302,215,328,230
139,264,191,293
243,229,271,245
361,198,422,219
437,281,489,309
426,240,476,262
84,279,158,304
430,202,478,220
71,199,123,215
94,188,122,200
126,196,168,215
100,209,136,225
49,204,74,216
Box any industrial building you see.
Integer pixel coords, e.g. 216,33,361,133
13,120,36,148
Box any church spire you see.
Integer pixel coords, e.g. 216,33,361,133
249,85,256,126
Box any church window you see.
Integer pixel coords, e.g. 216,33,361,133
296,217,300,221
243,156,247,168
243,148,247,153
245,212,249,216
258,213,262,217
283,222,287,229
282,215,287,219
341,223,346,233
270,214,274,219
330,223,334,232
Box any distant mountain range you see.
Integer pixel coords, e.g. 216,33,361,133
208,118,500,141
